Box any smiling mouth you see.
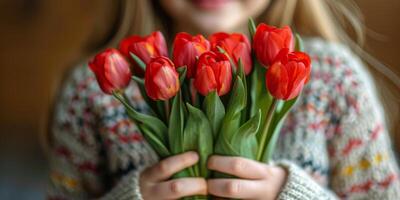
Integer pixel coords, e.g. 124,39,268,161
190,0,232,10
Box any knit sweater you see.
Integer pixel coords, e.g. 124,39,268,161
46,38,400,200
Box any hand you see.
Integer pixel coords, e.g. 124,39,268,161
207,155,287,200
139,151,207,200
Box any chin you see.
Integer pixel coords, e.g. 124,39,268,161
189,13,245,34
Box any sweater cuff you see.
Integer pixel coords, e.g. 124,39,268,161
275,160,337,200
100,170,143,200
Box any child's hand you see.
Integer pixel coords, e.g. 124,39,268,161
139,151,207,200
207,155,287,200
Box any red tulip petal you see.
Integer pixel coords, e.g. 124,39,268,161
281,26,295,52
286,80,305,100
153,31,169,57
104,52,131,89
89,58,115,95
253,24,294,67
232,42,252,74
267,32,288,64
209,32,230,49
153,67,179,100
119,35,142,56
284,61,305,99
266,61,289,100
214,61,232,96
145,57,179,100
194,65,218,96
173,33,209,78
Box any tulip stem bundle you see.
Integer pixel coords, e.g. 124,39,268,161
89,18,312,200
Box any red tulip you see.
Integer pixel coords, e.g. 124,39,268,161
266,49,311,100
145,56,180,101
253,23,294,67
119,31,168,76
172,32,210,78
194,51,232,96
209,32,252,75
89,48,131,94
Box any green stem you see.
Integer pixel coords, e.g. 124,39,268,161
122,92,134,107
164,99,170,122
113,91,126,106
256,98,278,161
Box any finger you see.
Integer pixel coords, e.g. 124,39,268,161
207,179,265,199
145,151,199,181
208,155,269,179
152,178,207,199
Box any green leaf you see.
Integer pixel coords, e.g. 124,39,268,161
130,52,146,71
277,96,298,120
248,18,257,38
113,92,168,145
213,135,239,180
214,134,239,156
203,91,225,138
172,168,192,179
261,97,299,162
226,76,246,118
237,59,248,124
219,76,246,141
139,125,170,158
131,76,163,118
156,101,167,123
183,104,214,178
215,78,244,156
231,110,261,159
168,92,185,154
237,59,247,91
124,107,168,143
295,34,304,52
213,111,261,178
249,63,273,142
262,119,284,163
250,63,269,116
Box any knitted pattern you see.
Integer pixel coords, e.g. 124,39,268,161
46,38,400,200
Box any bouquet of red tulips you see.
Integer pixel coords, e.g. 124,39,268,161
89,19,311,199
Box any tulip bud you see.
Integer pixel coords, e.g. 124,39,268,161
172,32,210,78
145,56,180,101
89,48,131,94
266,49,311,100
253,23,294,67
119,31,168,75
209,32,252,75
194,51,232,96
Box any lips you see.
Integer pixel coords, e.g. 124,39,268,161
191,0,231,10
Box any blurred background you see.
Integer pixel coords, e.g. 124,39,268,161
0,0,399,199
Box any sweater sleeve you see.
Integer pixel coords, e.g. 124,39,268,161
276,42,400,200
46,66,146,200
276,160,338,199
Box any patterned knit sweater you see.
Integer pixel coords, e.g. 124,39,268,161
47,38,400,200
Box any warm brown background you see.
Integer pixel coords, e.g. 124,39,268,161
0,1,399,199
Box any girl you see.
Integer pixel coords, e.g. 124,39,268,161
46,0,400,199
